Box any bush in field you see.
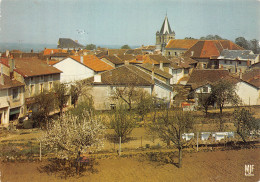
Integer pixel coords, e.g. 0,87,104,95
42,110,105,173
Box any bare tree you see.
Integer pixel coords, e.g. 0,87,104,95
111,84,140,111
42,110,105,173
70,80,92,108
110,107,136,142
136,90,154,122
149,110,194,168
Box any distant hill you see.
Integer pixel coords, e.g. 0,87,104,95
0,43,140,53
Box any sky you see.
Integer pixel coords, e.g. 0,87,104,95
0,0,259,47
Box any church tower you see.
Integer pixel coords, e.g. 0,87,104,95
156,16,175,51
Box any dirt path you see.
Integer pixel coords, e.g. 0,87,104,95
0,148,259,182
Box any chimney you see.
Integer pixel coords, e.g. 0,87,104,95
160,62,164,71
31,49,34,53
46,58,49,65
51,50,54,54
125,60,129,65
239,72,242,79
0,64,4,85
191,51,194,56
94,74,101,83
9,58,15,79
80,56,84,63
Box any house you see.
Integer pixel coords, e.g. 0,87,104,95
184,40,243,69
0,71,24,126
164,39,199,58
42,48,69,61
124,49,143,55
52,55,114,83
169,57,197,84
85,64,173,110
216,50,259,73
57,38,85,50
238,68,260,105
137,45,156,54
0,57,62,114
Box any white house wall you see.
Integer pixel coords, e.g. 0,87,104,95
171,69,183,84
53,58,94,83
236,82,259,105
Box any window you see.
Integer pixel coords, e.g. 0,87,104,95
30,77,34,84
49,75,53,81
202,86,208,93
175,52,177,56
224,60,227,64
49,82,53,90
203,64,207,69
40,83,44,92
30,85,35,96
184,68,189,75
239,61,241,65
168,52,171,56
12,88,19,100
230,61,232,64
39,75,44,82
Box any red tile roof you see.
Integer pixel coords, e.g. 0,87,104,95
70,55,114,72
184,40,243,58
242,68,260,88
43,49,67,56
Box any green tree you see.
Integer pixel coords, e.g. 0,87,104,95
32,91,56,127
53,83,69,116
197,93,213,116
235,37,250,49
149,110,194,168
233,108,260,143
184,37,195,39
249,39,260,54
200,35,224,40
86,44,96,50
110,108,136,142
121,45,131,49
210,80,240,115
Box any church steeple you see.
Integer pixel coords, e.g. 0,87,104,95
156,16,175,51
159,16,174,35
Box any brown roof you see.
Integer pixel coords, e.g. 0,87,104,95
70,55,114,72
170,57,197,69
166,39,199,49
125,49,143,55
242,68,260,88
184,40,243,58
96,51,108,58
116,55,136,62
137,63,172,79
108,49,128,56
0,57,62,77
102,55,124,65
137,45,156,50
187,69,231,89
0,74,24,90
85,65,154,86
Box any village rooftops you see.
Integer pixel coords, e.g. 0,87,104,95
217,50,258,60
85,65,155,86
0,57,62,77
184,40,243,58
137,63,172,79
102,55,124,65
165,39,199,50
187,69,233,89
70,55,114,72
170,57,197,69
0,73,24,90
242,68,260,88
